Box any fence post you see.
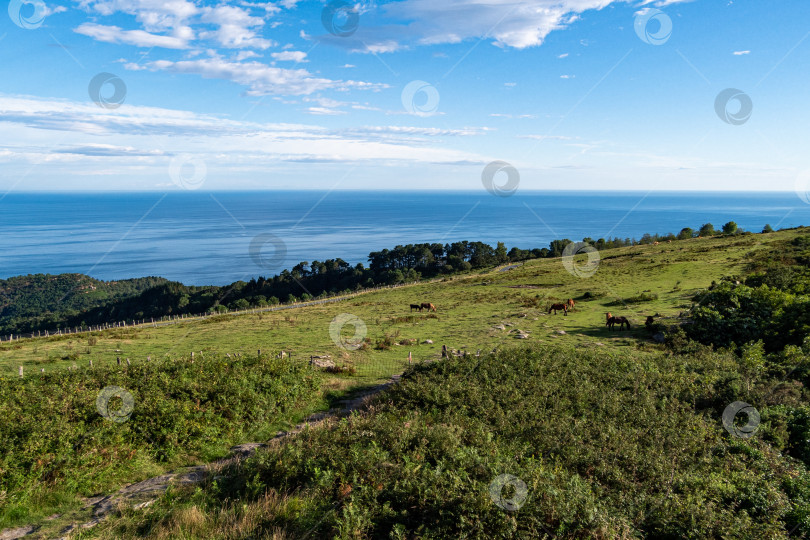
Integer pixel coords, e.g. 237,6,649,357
18,366,23,378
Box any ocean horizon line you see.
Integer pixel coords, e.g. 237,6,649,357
4,189,807,195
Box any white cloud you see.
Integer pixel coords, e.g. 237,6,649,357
558,53,569,58
75,23,191,49
0,95,488,178
52,143,167,156
517,135,573,141
638,0,695,6
490,113,537,119
132,57,388,96
271,51,308,62
77,0,199,33
43,5,68,16
306,107,346,115
323,0,620,52
733,50,751,55
76,0,279,51
199,5,274,50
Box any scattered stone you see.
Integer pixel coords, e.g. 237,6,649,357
653,333,666,344
515,333,530,339
0,525,38,540
423,339,434,344
230,442,267,458
311,359,336,369
595,342,605,346
133,500,156,510
556,330,566,335
493,324,506,330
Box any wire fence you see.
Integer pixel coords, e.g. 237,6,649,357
0,277,454,343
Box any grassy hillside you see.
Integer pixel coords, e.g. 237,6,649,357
1,228,809,538
98,345,809,538
0,231,778,379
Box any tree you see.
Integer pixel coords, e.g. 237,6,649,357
677,228,694,240
763,224,774,233
232,298,250,310
699,223,716,237
722,221,738,235
495,242,509,264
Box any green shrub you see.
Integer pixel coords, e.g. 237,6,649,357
0,355,321,527
207,346,806,538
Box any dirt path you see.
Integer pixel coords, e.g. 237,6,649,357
0,375,401,540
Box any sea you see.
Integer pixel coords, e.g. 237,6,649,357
1,191,808,286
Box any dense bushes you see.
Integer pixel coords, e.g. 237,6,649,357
687,281,809,352
0,354,321,526
189,346,810,538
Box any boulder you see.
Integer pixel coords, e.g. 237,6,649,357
311,359,336,369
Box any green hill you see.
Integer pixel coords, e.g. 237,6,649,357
1,227,810,538
0,274,168,335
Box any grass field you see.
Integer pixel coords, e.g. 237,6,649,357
0,232,771,380
1,229,806,538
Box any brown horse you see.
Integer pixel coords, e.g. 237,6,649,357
410,304,422,312
549,303,568,316
605,312,630,331
567,298,575,310
421,302,436,312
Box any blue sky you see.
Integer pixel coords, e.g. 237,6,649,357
1,0,809,191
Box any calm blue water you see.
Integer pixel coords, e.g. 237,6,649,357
1,191,807,286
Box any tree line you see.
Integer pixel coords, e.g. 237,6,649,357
1,221,772,335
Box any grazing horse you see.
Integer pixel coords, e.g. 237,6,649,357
549,303,568,316
567,298,575,310
421,302,436,312
410,304,422,312
605,312,630,331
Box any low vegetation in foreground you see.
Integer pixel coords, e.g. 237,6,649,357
2,226,810,538
0,354,321,530
94,344,810,538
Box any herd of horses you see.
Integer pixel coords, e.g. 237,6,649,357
546,299,631,330
408,298,637,332
544,299,632,331
548,298,576,315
